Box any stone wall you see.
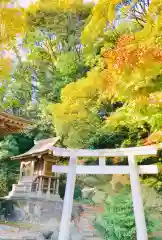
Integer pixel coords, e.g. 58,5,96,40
0,198,102,240
3,198,84,226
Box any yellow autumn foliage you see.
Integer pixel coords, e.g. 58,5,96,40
147,131,162,144
26,0,162,144
0,2,28,80
0,7,26,44
0,56,11,80
28,0,85,14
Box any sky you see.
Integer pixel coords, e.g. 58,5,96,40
18,0,97,8
18,0,37,8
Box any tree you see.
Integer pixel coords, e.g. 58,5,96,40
51,0,162,145
49,70,103,148
46,0,162,195
1,0,162,195
0,1,94,196
3,1,91,114
0,0,92,140
100,34,162,133
0,1,27,82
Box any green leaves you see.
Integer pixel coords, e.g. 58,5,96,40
94,187,160,240
88,129,129,149
149,113,162,132
0,136,19,162
0,133,34,197
56,52,80,77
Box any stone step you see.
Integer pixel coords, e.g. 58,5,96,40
18,185,32,188
83,233,95,237
81,216,95,221
18,176,37,184
11,185,31,193
85,237,102,240
80,212,95,217
13,183,32,188
77,210,101,239
20,182,33,184
19,181,33,184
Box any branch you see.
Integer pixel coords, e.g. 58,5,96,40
129,13,146,26
11,45,22,65
147,0,150,7
138,0,147,14
43,38,56,73
132,8,145,16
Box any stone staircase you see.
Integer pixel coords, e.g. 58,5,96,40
18,176,35,184
6,176,61,202
77,206,103,240
8,176,37,198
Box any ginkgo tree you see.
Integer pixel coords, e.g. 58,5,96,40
48,70,103,148
0,0,27,80
50,0,162,146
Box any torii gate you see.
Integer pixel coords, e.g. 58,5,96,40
50,144,162,240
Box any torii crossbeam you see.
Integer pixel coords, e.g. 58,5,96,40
50,144,162,240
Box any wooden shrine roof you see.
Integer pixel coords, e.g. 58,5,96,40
11,136,60,160
0,111,32,135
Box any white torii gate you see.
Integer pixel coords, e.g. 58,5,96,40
50,144,162,240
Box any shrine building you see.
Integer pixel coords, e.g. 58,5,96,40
0,111,31,135
9,137,63,201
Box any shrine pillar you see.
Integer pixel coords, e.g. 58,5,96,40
46,177,52,197
19,162,23,180
37,176,43,196
30,160,35,176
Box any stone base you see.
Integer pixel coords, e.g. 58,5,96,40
8,191,61,202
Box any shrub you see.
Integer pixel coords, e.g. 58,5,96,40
94,187,160,240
